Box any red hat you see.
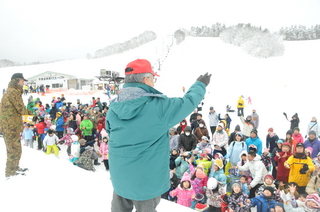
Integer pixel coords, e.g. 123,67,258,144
282,142,291,148
125,59,160,77
268,127,273,132
264,174,274,181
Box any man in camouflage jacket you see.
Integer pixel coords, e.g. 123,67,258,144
0,73,32,178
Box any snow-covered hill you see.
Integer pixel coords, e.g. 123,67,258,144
1,37,320,211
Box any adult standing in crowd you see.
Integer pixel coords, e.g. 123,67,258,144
237,95,245,117
266,127,279,153
240,115,254,140
251,109,259,129
306,116,320,138
304,130,320,159
236,151,268,198
189,109,198,124
106,59,211,211
246,129,263,156
208,106,218,137
285,143,315,194
0,73,32,179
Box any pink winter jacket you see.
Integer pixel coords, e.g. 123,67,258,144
60,133,73,146
170,185,195,207
99,142,109,160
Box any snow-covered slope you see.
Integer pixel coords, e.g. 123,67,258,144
1,37,320,211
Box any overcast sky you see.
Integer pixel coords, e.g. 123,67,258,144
0,0,320,64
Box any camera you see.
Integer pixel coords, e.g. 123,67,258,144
299,164,309,174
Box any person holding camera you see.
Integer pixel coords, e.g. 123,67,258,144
285,142,315,194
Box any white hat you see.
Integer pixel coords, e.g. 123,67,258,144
207,177,218,189
71,135,78,142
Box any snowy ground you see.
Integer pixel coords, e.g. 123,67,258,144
1,37,320,211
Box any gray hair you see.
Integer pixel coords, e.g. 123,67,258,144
124,73,153,83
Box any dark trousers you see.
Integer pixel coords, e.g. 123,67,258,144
210,126,216,137
38,134,43,149
103,159,109,170
249,183,263,198
111,191,160,212
84,135,93,142
67,146,71,156
57,131,64,139
237,108,244,116
208,205,221,212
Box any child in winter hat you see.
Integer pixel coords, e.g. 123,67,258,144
170,172,196,207
228,181,251,212
69,135,80,163
305,193,320,209
261,148,271,171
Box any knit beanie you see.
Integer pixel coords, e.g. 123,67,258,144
309,130,317,137
264,174,274,181
286,129,293,136
214,159,224,169
305,194,320,209
235,125,241,131
264,186,275,194
196,169,207,179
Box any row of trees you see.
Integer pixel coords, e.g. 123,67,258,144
90,31,157,59
278,25,320,41
220,24,285,58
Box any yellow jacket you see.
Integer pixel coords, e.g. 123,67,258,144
286,155,315,187
237,96,244,108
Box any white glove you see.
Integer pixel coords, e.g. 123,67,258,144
279,190,287,202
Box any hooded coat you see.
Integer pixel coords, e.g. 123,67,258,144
169,173,195,207
237,154,269,188
106,81,205,201
225,140,247,165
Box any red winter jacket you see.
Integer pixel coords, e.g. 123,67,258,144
35,122,46,134
274,151,292,182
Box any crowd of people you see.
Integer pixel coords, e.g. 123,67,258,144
165,106,320,211
21,94,110,172
23,95,320,211
2,66,320,212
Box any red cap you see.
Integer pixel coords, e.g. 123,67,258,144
282,142,291,148
125,59,160,77
268,128,273,132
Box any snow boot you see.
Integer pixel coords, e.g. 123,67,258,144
94,160,101,165
16,168,29,173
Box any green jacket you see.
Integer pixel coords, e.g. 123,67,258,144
0,79,32,137
80,119,93,136
106,81,206,201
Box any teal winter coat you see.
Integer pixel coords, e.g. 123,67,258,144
106,81,206,201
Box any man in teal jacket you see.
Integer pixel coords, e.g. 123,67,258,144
106,59,211,211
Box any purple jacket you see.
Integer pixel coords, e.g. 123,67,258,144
304,138,320,158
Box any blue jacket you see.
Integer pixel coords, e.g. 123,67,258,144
209,168,226,185
106,81,206,201
225,141,247,165
250,195,276,212
22,128,34,140
304,138,320,158
56,116,65,132
246,136,263,155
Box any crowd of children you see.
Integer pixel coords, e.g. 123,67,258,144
21,95,110,172
165,108,320,212
21,94,320,211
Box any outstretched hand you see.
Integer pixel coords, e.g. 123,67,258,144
197,72,212,86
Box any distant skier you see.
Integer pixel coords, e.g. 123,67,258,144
226,105,235,113
246,96,252,105
237,95,245,116
182,86,185,93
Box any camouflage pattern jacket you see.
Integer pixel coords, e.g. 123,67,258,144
0,79,32,135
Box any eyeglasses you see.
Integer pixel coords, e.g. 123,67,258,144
147,77,157,83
